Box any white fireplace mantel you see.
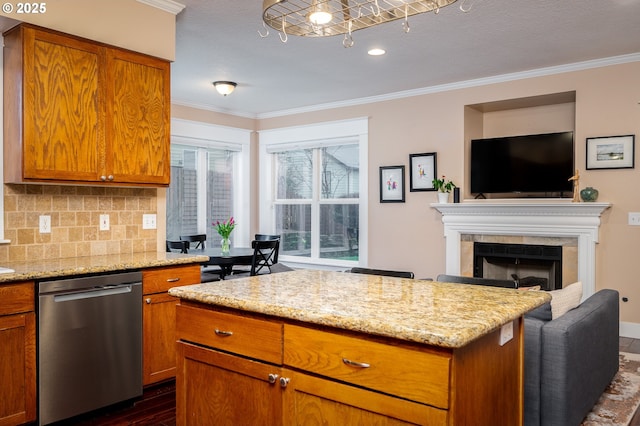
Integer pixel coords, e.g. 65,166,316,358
431,201,611,299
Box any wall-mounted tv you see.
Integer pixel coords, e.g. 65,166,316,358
470,131,574,197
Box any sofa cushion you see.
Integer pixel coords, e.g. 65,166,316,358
549,281,582,319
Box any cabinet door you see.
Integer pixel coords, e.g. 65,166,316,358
176,342,283,426
142,292,178,386
282,368,447,426
22,27,104,182
0,313,36,425
105,48,170,185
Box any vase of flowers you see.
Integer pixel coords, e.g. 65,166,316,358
214,217,235,254
432,175,456,203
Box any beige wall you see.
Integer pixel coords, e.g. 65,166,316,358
247,62,640,325
0,0,176,60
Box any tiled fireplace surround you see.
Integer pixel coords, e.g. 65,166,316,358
433,201,611,300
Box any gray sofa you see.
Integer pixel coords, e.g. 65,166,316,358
524,289,620,426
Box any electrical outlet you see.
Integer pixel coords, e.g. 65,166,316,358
629,212,640,226
39,215,51,234
499,321,514,346
143,214,157,230
99,214,110,231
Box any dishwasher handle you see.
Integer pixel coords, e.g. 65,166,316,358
53,284,138,303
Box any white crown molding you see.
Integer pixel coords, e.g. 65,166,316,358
136,0,185,15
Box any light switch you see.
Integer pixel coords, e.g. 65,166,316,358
629,212,640,226
143,214,157,230
100,214,110,231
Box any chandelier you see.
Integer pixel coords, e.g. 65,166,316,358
261,0,463,47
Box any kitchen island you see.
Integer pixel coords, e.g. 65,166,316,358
169,269,551,426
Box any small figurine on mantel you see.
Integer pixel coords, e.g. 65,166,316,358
568,169,580,202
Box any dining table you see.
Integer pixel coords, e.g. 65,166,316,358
187,246,255,279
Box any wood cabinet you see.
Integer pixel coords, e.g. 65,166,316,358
175,301,524,426
0,282,36,426
3,23,170,186
142,265,200,386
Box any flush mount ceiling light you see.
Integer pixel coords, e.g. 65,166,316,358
261,0,465,48
212,81,237,96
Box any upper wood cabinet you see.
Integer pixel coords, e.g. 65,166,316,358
3,24,170,187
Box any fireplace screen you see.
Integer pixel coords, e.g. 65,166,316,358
473,242,563,291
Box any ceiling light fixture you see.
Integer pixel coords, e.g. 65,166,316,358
262,0,463,48
368,48,386,56
212,81,237,96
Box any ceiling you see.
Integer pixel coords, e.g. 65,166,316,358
3,1,640,119
171,0,640,118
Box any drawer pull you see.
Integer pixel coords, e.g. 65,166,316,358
279,377,290,388
342,358,371,368
145,298,152,304
268,373,279,384
214,329,233,337
166,278,181,283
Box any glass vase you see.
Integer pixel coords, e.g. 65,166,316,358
221,237,230,254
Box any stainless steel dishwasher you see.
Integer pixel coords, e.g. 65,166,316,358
37,271,143,425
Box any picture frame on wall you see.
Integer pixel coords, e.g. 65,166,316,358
586,135,635,170
409,152,437,191
380,166,405,203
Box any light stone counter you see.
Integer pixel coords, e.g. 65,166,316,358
0,252,209,283
169,269,551,348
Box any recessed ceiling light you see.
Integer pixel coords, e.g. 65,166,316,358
368,48,386,56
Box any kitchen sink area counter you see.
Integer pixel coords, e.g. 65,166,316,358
171,270,550,425
0,252,208,284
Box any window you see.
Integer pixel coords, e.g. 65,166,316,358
168,119,250,247
259,118,368,267
167,145,235,247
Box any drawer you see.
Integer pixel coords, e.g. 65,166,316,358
176,305,283,365
143,265,201,294
0,282,35,316
284,324,451,409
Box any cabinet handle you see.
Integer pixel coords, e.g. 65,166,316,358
166,278,180,283
342,358,371,368
279,377,290,388
145,298,151,304
268,373,279,384
100,175,107,181
214,329,233,337
107,175,114,181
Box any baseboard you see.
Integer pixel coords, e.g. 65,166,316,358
620,321,640,339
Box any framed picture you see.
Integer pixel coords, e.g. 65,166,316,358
586,135,635,170
380,166,405,203
409,152,437,191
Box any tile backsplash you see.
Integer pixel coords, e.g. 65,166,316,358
1,184,158,263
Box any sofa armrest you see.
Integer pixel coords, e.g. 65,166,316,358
524,317,545,426
540,289,619,426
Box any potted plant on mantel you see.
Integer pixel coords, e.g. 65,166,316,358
433,175,456,203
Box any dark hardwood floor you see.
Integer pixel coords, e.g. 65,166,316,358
52,338,640,425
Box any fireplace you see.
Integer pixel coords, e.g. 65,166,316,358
431,201,611,300
473,242,562,291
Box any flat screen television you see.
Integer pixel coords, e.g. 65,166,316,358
470,131,574,197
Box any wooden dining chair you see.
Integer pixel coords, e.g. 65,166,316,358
349,267,414,279
229,239,280,278
166,240,189,254
180,234,207,249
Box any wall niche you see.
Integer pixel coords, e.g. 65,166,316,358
463,91,576,200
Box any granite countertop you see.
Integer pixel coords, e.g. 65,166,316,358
0,252,209,283
169,269,551,349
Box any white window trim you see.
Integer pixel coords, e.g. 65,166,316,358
171,118,251,247
258,117,368,268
